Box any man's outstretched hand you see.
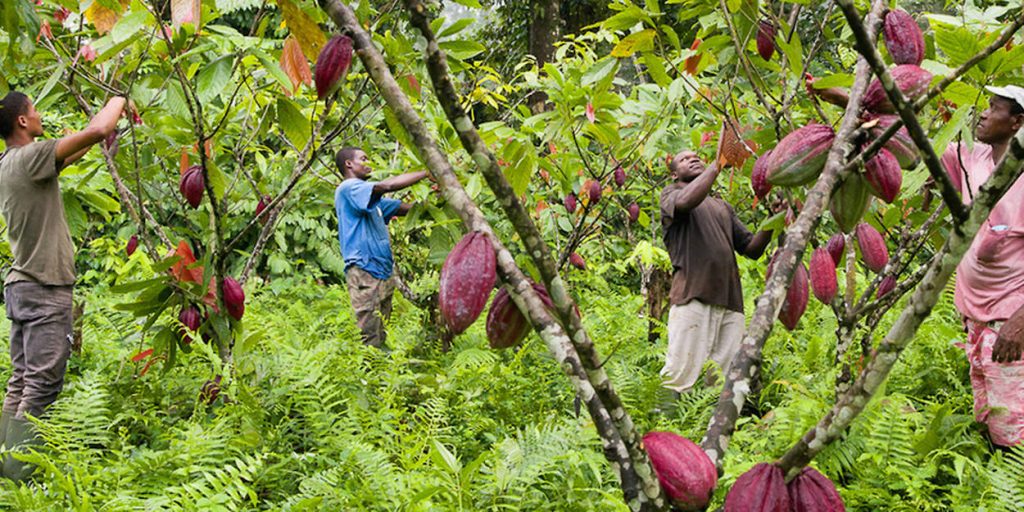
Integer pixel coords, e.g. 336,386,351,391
993,308,1024,363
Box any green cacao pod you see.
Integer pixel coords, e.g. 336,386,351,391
829,174,871,233
863,64,932,114
766,124,835,187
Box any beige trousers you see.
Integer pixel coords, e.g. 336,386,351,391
661,300,745,393
346,267,395,348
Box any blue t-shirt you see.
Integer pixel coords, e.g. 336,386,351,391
335,179,403,280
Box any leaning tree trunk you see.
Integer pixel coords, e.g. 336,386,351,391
317,1,667,509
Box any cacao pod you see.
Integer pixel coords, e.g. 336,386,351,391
628,202,640,223
569,252,586,271
751,150,773,200
826,233,846,266
766,124,835,187
829,174,870,233
877,274,896,298
864,148,903,203
200,375,222,405
255,195,272,224
787,467,846,512
314,35,354,100
179,305,202,332
126,235,138,257
866,114,920,169
779,263,809,331
809,248,838,304
724,462,791,512
439,232,497,335
588,180,602,204
222,276,245,321
757,20,776,61
643,431,717,511
564,193,578,213
486,287,532,349
179,165,205,209
883,9,925,66
863,64,932,114
856,223,889,273
614,166,626,188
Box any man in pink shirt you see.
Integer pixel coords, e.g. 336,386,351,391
941,86,1024,447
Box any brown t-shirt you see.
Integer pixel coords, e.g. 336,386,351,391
660,183,754,313
0,139,76,285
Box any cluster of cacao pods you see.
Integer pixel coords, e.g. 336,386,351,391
643,431,717,511
724,463,845,511
808,225,892,307
179,165,205,209
314,35,354,100
439,232,497,335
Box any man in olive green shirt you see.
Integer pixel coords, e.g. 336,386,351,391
0,91,126,480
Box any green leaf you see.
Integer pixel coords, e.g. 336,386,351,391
449,0,481,7
439,39,485,60
438,17,475,39
611,29,657,58
110,277,169,294
933,26,982,68
111,9,149,43
277,97,310,150
581,58,619,86
195,56,234,104
252,49,293,92
602,6,645,31
757,210,787,234
641,53,671,86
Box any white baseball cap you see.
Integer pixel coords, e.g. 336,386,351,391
985,85,1024,110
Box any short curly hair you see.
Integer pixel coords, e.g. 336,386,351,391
0,92,30,139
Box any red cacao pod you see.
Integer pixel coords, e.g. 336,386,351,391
614,166,626,188
809,247,838,304
883,9,925,66
724,462,791,512
126,235,138,257
588,180,602,204
877,275,896,298
179,165,205,209
643,431,717,511
627,202,640,223
200,375,222,404
485,283,557,349
863,64,932,114
757,20,776,61
864,148,902,203
829,174,870,233
569,252,586,271
779,263,809,331
564,193,578,213
751,150,773,200
222,276,245,321
314,35,353,100
856,223,889,273
766,124,835,187
825,233,846,266
255,195,272,224
865,114,920,169
179,305,202,332
439,232,497,335
787,467,846,512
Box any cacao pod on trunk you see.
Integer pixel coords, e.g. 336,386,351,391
485,282,569,349
564,193,577,213
787,467,846,512
883,9,925,66
751,150,773,200
614,167,626,188
643,431,717,511
829,174,870,233
757,20,776,61
179,165,205,209
877,274,897,298
825,233,846,266
856,223,889,273
126,235,139,257
222,276,245,321
766,124,835,187
863,64,932,114
779,263,809,331
627,202,640,223
866,114,920,169
439,232,497,335
809,248,838,304
864,148,903,203
569,252,586,271
724,462,790,512
314,35,354,100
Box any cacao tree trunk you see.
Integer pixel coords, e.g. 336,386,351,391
528,0,559,113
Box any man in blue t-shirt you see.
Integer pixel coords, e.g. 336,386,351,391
334,147,429,348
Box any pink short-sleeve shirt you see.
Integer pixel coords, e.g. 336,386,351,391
942,142,1024,323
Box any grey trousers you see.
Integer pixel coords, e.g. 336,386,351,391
3,282,73,419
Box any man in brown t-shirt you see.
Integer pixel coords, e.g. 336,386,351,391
659,150,771,395
0,91,126,480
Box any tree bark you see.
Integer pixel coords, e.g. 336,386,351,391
318,1,666,509
528,0,559,113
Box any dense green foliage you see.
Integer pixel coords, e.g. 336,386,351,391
0,265,1021,510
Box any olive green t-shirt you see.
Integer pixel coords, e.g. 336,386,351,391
0,139,76,285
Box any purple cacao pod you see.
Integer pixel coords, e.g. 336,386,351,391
825,233,846,266
876,275,897,298
883,9,925,66
222,276,245,321
179,165,205,209
787,467,846,512
314,35,354,100
724,462,791,512
863,64,932,114
856,223,889,273
766,124,835,187
751,150,773,200
757,20,776,61
126,235,139,257
643,431,717,511
864,148,903,204
564,193,577,213
809,247,838,304
627,202,640,223
439,232,497,335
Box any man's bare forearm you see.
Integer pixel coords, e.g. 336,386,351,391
673,162,721,213
744,230,772,259
373,170,429,194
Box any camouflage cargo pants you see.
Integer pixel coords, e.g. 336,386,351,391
345,267,395,349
